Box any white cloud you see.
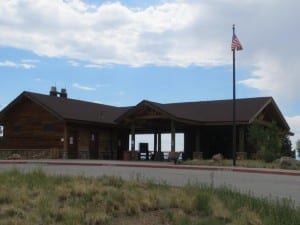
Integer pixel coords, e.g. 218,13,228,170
0,60,35,69
286,115,300,149
84,64,105,68
72,83,96,91
96,84,110,88
239,53,300,101
21,63,35,69
0,0,300,100
0,0,221,67
21,59,39,63
0,60,17,68
68,60,80,67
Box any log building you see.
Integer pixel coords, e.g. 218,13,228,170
0,89,291,160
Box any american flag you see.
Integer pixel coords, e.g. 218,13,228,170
231,33,243,51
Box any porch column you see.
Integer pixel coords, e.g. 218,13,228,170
171,120,176,152
237,126,246,160
130,124,135,151
195,129,201,152
238,126,245,152
158,133,161,152
154,132,157,153
193,129,203,159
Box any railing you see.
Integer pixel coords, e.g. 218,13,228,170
139,150,182,161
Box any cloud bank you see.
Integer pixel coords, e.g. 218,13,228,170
1,0,299,100
1,1,300,108
0,60,36,69
72,83,96,91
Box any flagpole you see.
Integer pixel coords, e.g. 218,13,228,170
232,24,237,167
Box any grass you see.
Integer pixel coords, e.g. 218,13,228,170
0,170,299,225
181,159,300,170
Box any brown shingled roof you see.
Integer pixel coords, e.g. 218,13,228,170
116,97,290,131
0,91,290,132
149,97,272,123
1,92,131,125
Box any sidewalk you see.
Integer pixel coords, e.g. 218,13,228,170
1,159,300,176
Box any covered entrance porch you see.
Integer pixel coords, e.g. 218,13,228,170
116,100,246,161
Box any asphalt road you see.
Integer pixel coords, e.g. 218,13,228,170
0,160,299,206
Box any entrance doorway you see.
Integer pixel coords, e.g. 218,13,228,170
89,132,99,159
68,131,78,159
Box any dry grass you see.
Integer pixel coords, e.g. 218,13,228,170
228,207,263,225
0,170,299,225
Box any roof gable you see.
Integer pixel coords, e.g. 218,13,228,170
115,100,176,124
0,92,130,125
116,97,275,125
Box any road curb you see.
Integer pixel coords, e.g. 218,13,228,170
1,160,300,176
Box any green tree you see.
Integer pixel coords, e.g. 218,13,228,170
280,136,293,158
247,121,284,162
296,140,300,158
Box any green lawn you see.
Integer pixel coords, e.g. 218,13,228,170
0,170,299,225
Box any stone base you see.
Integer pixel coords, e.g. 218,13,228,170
131,151,139,161
0,148,63,159
79,151,89,159
123,151,132,160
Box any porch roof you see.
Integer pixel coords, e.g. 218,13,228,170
116,97,290,131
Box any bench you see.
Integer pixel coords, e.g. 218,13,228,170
168,151,182,164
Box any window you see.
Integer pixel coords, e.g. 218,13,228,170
0,126,3,137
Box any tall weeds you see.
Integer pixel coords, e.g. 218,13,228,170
0,170,299,225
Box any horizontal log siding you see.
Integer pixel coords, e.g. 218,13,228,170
0,98,64,149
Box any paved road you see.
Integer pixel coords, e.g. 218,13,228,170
0,160,299,206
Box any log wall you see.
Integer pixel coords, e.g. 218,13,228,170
0,97,64,150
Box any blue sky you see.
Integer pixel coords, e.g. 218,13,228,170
0,0,300,152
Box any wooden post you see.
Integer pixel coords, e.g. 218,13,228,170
195,129,200,152
238,127,245,152
154,132,157,153
131,124,135,151
171,120,175,152
158,133,161,152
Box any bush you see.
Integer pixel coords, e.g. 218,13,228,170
247,121,289,162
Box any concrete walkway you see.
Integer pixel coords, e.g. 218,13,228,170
1,159,300,176
1,159,300,206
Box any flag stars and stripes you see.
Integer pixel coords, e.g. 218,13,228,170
231,33,243,51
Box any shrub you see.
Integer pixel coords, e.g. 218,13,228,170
247,121,287,162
